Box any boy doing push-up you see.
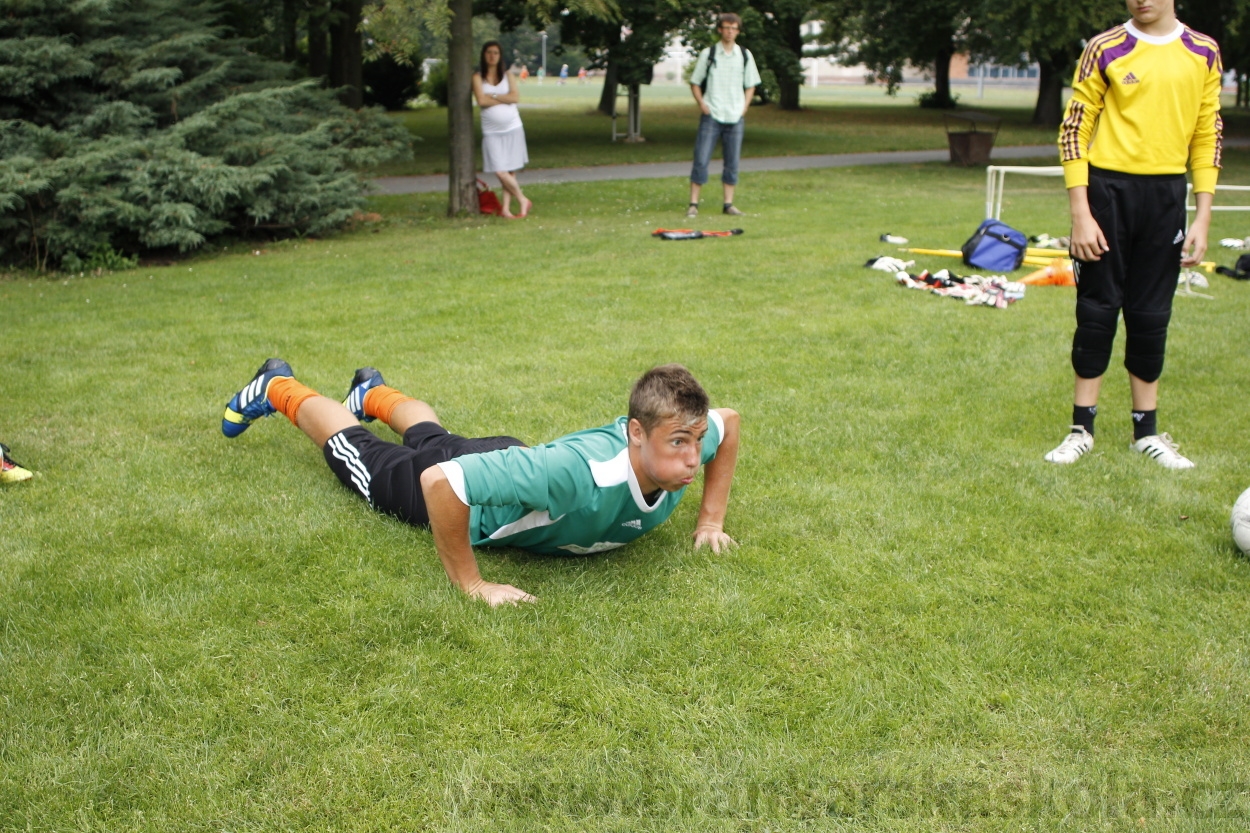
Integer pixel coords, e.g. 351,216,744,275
221,361,740,605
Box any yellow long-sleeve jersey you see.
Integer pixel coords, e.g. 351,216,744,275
1059,20,1223,193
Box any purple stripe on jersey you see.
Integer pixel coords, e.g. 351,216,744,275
1097,33,1138,83
1078,27,1126,82
1181,30,1218,70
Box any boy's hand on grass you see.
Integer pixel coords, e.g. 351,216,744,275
693,524,737,554
466,579,536,606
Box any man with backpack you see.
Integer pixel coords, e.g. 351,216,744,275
686,13,761,219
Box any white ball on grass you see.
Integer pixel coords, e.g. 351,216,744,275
1231,487,1250,555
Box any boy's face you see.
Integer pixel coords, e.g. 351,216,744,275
1125,0,1175,27
628,415,708,493
718,21,740,45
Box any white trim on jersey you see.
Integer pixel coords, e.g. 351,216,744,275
435,460,469,505
708,409,725,447
626,458,666,513
588,448,629,488
558,540,627,555
488,508,565,539
1124,19,1183,46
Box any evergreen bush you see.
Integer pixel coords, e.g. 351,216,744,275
0,0,411,270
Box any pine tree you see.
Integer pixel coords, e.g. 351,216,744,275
0,0,409,270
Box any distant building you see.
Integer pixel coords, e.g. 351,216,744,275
648,26,1041,90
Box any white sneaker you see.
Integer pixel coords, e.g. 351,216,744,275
1130,433,1194,469
1044,426,1094,464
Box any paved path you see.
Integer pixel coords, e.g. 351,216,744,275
370,145,1061,195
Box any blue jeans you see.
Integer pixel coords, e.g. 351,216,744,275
690,115,744,186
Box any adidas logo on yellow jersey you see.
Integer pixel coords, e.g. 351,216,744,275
1122,72,1141,84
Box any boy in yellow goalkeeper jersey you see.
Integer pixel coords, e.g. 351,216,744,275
1046,0,1222,469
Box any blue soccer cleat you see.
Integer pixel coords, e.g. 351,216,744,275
222,358,293,438
342,366,386,422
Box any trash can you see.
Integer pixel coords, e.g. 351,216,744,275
945,112,1001,166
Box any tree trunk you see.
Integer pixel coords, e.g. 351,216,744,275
1031,56,1068,127
329,0,363,109
307,0,328,80
777,16,804,110
597,61,619,116
777,69,801,111
282,0,298,63
447,0,478,216
933,46,953,107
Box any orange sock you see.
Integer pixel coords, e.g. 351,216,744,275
267,377,319,425
363,385,414,424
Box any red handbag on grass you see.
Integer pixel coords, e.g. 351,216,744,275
476,179,502,215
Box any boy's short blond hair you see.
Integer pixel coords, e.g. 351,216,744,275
628,364,709,433
718,13,742,28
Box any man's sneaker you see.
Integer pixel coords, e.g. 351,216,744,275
0,443,33,483
1130,433,1195,469
1044,426,1094,464
222,358,293,438
723,204,744,216
343,366,386,422
685,203,699,218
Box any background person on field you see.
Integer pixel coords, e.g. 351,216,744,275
1044,0,1221,469
473,41,532,219
686,12,761,219
221,361,741,607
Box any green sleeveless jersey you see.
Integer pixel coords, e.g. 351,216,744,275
440,413,724,555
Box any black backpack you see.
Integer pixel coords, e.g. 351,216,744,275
699,45,752,94
1216,253,1250,280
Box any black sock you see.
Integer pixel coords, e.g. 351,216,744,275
723,203,732,210
1073,404,1097,435
1132,409,1157,440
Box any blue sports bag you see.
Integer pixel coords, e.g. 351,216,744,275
961,219,1027,272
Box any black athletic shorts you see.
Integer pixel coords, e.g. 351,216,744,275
1074,165,1187,315
322,423,525,527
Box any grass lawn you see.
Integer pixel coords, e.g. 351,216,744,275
3,147,1250,830
374,83,1250,177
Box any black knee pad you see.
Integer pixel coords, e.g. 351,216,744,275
1071,299,1119,379
1122,308,1170,383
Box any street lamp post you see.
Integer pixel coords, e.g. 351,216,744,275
540,31,547,78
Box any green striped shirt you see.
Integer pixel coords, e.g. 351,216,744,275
690,44,762,125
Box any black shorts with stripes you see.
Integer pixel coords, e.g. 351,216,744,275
322,423,525,527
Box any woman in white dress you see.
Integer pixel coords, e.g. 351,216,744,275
472,41,531,219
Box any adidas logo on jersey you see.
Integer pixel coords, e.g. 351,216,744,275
621,519,642,530
1173,229,1184,244
1122,72,1140,84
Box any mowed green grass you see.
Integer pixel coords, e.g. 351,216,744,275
3,149,1250,830
375,83,1250,176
